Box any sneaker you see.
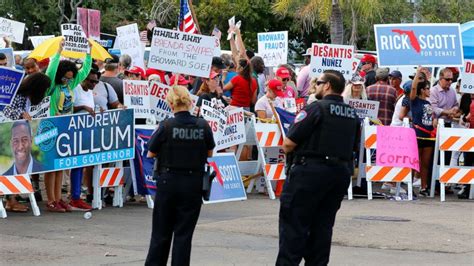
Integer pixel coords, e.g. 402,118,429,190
419,188,430,197
57,200,72,212
390,186,407,194
69,199,93,211
46,201,66,213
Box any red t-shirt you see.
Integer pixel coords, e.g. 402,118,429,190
230,75,257,107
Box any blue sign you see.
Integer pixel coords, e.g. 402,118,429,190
0,66,25,105
108,49,121,57
132,127,157,196
374,23,464,67
204,153,247,204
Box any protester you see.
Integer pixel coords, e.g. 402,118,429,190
296,48,312,97
390,80,412,127
118,54,132,79
196,71,227,108
306,78,319,105
44,39,92,212
360,54,377,87
279,64,298,98
223,58,257,110
100,55,125,104
389,70,404,97
366,68,397,125
250,56,266,98
23,58,40,75
221,54,238,98
124,66,145,80
342,74,367,100
14,54,23,70
146,68,167,84
458,88,473,199
410,68,436,197
275,66,297,98
0,53,8,66
255,79,284,119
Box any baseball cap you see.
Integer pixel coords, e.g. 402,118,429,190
212,57,226,69
302,48,312,56
389,70,402,79
267,79,285,97
125,66,145,79
276,67,291,79
361,54,377,64
350,74,365,85
170,74,190,85
409,71,427,80
402,80,412,93
105,54,119,64
375,68,389,80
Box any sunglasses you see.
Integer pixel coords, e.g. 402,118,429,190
87,78,99,84
61,77,72,83
316,80,328,86
442,78,454,82
282,78,289,82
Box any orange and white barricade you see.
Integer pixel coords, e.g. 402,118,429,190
0,175,40,218
436,119,474,201
92,162,125,210
363,117,413,200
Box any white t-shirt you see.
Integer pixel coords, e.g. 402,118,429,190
73,85,95,112
391,95,405,126
255,95,283,118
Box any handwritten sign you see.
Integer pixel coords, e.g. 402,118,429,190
310,43,356,80
257,31,288,67
374,23,464,67
61,24,89,53
29,35,55,48
0,17,25,44
0,66,25,105
461,59,474,94
116,23,145,68
347,99,380,119
376,126,419,171
28,97,51,119
148,27,215,78
123,80,150,119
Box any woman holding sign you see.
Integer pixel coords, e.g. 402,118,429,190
145,85,215,266
410,67,437,197
43,38,92,212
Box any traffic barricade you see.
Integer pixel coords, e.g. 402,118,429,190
0,175,40,218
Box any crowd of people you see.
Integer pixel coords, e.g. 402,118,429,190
0,26,471,214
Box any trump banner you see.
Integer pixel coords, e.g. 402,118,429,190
257,31,288,67
61,24,90,53
374,23,464,67
131,126,157,196
204,153,247,204
0,66,25,105
310,43,356,80
0,109,134,175
148,27,215,78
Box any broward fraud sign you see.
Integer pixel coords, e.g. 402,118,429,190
374,23,464,67
148,27,215,78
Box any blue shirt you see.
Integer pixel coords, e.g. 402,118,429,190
410,97,434,138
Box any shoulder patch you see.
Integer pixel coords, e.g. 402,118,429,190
294,110,307,123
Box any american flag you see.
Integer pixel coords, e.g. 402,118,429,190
178,0,198,33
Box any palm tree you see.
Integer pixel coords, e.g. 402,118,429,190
273,0,382,47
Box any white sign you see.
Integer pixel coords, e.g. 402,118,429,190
461,59,474,94
29,35,55,48
346,98,380,119
257,31,288,67
149,80,173,122
116,24,145,69
148,27,215,78
310,43,356,80
123,80,150,119
28,97,50,119
61,24,89,53
0,17,25,44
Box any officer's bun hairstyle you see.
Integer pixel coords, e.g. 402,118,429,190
323,70,346,94
166,85,192,110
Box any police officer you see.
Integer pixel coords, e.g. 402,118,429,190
276,70,359,265
145,85,215,266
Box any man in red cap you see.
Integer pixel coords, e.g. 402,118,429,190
360,54,377,87
275,66,297,98
255,79,284,119
124,66,145,80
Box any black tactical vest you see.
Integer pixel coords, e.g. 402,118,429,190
158,117,209,170
296,99,358,161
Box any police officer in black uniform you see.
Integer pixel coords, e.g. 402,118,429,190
145,85,215,266
276,70,359,266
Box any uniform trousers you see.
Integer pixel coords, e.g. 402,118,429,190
145,172,203,266
276,163,350,266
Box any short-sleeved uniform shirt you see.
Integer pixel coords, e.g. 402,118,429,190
148,111,216,158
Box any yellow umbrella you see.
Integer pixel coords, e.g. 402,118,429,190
28,36,112,61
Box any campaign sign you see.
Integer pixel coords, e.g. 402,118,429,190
0,17,25,44
347,99,380,119
131,126,157,196
0,66,25,105
116,23,145,68
310,43,356,80
148,27,215,78
0,48,14,67
461,59,474,94
376,126,419,171
28,96,51,119
374,23,464,67
149,80,173,122
204,153,247,204
257,31,288,67
214,108,246,151
0,109,134,175
123,80,150,119
29,35,55,48
61,24,90,53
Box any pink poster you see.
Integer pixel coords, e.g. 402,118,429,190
87,9,101,40
376,126,420,171
77,7,89,37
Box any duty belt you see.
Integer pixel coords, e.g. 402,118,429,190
158,167,203,175
294,155,349,166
